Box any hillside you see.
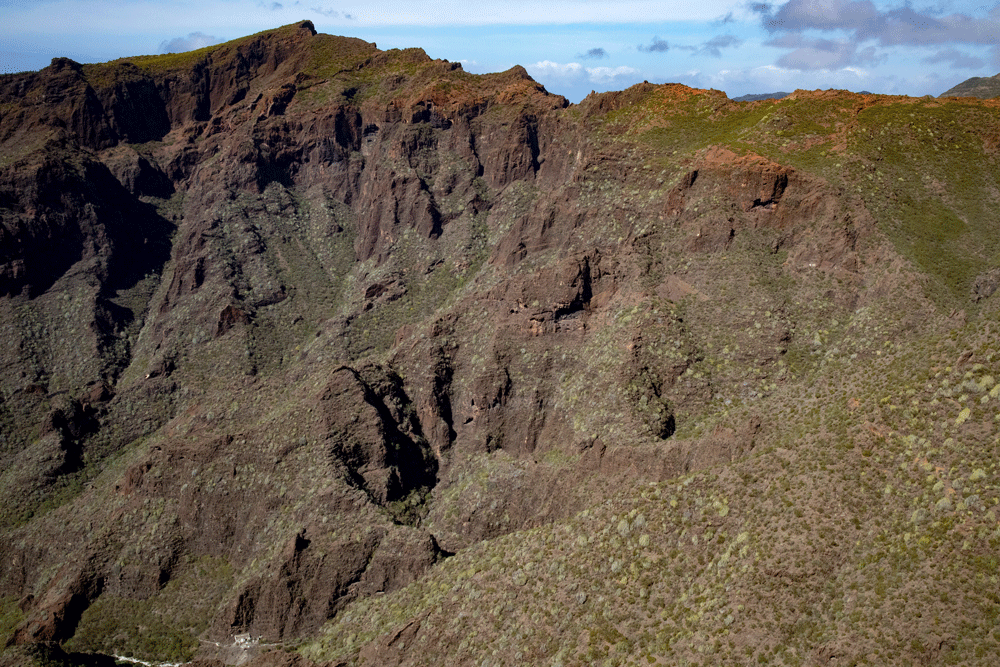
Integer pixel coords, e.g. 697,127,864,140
940,73,1000,98
2,21,1000,667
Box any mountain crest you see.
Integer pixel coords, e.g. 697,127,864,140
940,71,1000,98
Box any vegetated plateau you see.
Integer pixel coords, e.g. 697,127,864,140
2,20,1000,667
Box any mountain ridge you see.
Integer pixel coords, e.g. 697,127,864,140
940,72,1000,98
2,22,1000,667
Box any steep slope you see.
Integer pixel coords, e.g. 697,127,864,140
940,72,1000,98
2,22,1000,667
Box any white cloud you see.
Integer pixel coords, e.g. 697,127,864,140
586,65,640,83
159,31,222,53
526,60,639,86
528,60,586,79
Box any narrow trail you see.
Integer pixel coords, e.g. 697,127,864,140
112,653,186,667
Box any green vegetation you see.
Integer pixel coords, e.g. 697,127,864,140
83,21,317,81
0,596,24,647
292,86,1000,666
6,22,1000,667
65,556,233,663
848,101,1000,304
940,74,1000,99
589,87,1000,310
303,311,1000,666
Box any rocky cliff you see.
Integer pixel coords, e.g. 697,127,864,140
3,21,1000,667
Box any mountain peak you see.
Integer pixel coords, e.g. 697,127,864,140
940,72,1000,98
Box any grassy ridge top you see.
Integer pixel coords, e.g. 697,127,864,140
585,85,1000,308
82,21,324,79
69,21,560,119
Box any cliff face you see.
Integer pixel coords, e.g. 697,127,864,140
3,21,1000,667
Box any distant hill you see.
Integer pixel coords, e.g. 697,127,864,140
940,73,1000,98
732,90,873,102
732,91,789,102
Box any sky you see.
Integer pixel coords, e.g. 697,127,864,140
2,0,999,102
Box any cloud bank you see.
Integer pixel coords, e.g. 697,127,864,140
697,34,744,57
924,47,986,70
527,60,640,87
756,0,1000,70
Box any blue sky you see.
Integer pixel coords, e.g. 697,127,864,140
2,0,999,101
